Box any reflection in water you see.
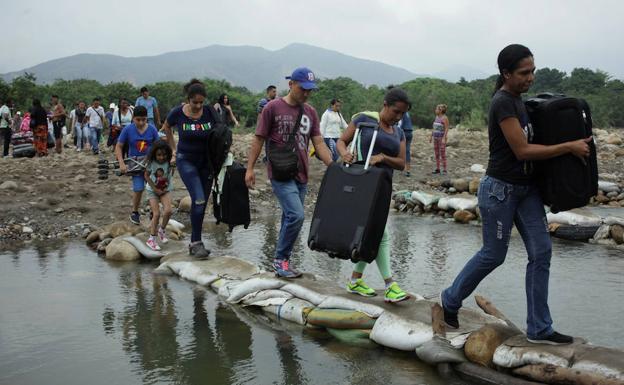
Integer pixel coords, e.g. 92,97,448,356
114,269,180,381
425,230,450,283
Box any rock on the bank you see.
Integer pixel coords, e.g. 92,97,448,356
105,237,140,261
452,178,469,193
454,210,476,224
610,225,624,244
179,196,192,212
469,178,480,195
464,324,522,367
0,181,18,190
606,133,623,146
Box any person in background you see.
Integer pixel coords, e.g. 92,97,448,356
258,85,277,163
163,79,220,259
214,93,239,127
106,103,116,128
336,88,411,303
135,87,161,128
397,111,413,176
12,111,22,133
85,98,106,155
115,105,160,225
245,67,333,278
440,44,592,345
50,95,66,154
257,85,277,115
320,98,348,161
430,104,449,175
71,101,88,152
30,99,48,157
0,97,13,158
109,98,133,157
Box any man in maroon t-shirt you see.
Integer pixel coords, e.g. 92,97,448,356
246,67,332,278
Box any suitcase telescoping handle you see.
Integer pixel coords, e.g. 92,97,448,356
346,121,380,170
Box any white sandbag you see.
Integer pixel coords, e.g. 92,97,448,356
317,296,385,318
437,197,450,210
547,211,602,226
493,344,570,368
153,262,174,275
241,289,293,307
598,181,620,193
571,346,624,381
470,164,486,173
167,219,185,231
262,298,313,325
226,277,286,303
448,196,478,212
411,191,440,207
122,236,165,259
280,283,327,306
370,311,433,351
217,280,239,299
168,261,221,286
415,336,467,365
604,216,624,227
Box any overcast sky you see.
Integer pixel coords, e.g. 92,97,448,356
3,0,623,80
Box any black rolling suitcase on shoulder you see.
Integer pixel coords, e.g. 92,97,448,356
525,93,598,213
308,122,392,263
213,161,251,232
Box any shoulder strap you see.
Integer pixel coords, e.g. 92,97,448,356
286,104,305,145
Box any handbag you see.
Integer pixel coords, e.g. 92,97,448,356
267,105,304,181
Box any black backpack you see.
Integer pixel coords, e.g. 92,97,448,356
206,105,233,179
525,93,598,213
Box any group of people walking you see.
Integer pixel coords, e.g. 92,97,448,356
243,45,589,346
0,44,592,346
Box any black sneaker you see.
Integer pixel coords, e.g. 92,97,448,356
189,242,210,260
440,293,459,329
130,211,140,225
527,331,573,345
432,169,440,175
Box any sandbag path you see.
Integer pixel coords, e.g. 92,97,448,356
154,252,624,385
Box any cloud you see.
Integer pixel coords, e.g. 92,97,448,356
2,0,623,80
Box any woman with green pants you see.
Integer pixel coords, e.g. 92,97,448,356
336,88,411,303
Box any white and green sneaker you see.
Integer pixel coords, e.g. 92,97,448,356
346,279,376,297
384,282,409,303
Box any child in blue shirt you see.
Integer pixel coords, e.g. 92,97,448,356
115,105,160,225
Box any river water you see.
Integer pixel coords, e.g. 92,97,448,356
1,212,623,385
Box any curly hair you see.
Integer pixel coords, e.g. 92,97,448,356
146,140,173,164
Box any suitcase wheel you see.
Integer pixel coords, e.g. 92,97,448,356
350,249,359,263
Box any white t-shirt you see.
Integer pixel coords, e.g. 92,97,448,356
0,105,11,128
86,106,105,128
111,109,133,127
320,109,347,138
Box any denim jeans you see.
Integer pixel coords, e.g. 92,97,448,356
75,123,88,150
442,175,554,339
271,179,307,261
177,152,213,242
89,126,102,152
324,138,339,161
404,131,413,164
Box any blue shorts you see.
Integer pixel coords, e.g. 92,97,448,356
132,175,145,192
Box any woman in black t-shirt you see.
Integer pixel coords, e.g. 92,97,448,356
440,44,591,345
163,79,219,259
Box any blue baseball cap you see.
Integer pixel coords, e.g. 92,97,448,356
285,67,318,90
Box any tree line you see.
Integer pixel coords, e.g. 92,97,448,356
1,67,622,129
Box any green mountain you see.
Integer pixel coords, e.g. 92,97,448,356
1,43,420,91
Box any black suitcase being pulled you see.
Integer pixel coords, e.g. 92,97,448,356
213,161,250,232
525,93,598,213
308,122,392,263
